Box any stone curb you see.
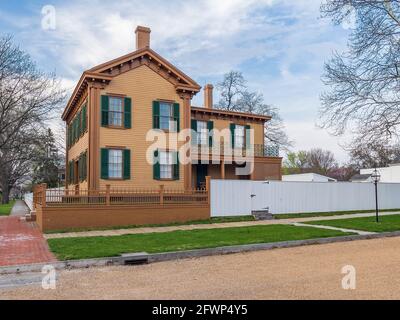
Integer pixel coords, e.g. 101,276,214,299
2,230,400,275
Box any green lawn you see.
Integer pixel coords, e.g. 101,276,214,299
275,208,400,220
306,214,400,233
0,201,15,216
48,224,353,260
45,215,256,234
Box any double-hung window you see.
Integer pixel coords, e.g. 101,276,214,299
235,125,245,148
159,102,175,131
159,151,174,179
197,121,208,146
108,149,123,179
109,97,123,127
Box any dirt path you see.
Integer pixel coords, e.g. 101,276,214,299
2,236,400,299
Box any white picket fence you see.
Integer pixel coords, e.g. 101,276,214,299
23,192,34,211
23,187,64,212
210,180,400,217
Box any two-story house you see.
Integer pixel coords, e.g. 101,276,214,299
62,26,282,193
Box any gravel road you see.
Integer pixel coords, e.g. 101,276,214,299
2,236,400,299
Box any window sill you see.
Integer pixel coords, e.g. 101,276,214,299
103,125,128,130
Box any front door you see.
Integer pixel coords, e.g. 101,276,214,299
196,164,208,189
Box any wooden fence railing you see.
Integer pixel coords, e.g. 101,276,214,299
33,177,210,208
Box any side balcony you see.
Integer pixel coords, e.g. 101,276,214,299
190,143,280,160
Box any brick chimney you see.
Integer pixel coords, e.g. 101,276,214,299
204,84,214,109
135,26,151,50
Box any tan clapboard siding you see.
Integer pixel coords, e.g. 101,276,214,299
212,119,264,145
68,133,89,161
99,65,184,189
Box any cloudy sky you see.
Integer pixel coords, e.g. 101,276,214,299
0,0,352,162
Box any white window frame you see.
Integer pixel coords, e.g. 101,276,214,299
235,125,245,149
159,102,175,131
159,151,174,179
197,121,208,146
108,149,123,179
109,97,124,127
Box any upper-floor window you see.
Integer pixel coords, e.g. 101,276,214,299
108,149,123,179
197,121,208,146
101,95,132,129
109,97,123,127
235,125,245,148
159,102,175,131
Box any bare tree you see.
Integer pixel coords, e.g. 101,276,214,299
0,35,65,203
0,35,65,150
283,148,338,176
319,1,400,145
307,148,338,176
216,71,246,111
0,129,39,204
347,137,400,169
216,71,292,151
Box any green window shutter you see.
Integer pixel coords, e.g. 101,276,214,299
78,111,82,137
153,150,160,180
100,148,109,179
123,149,131,180
74,118,78,142
124,97,132,129
230,123,236,148
173,151,180,180
208,121,214,147
70,161,74,184
84,151,87,180
245,124,251,149
72,119,75,143
67,126,70,148
152,101,160,129
82,104,87,132
79,154,83,182
191,119,198,145
173,103,180,132
101,95,109,127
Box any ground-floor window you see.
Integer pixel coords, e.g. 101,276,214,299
108,149,123,179
160,151,174,179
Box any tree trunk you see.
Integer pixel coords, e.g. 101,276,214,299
2,187,10,204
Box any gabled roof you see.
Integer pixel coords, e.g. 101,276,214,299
62,47,201,121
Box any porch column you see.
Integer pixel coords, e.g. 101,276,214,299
220,160,225,179
180,92,193,190
88,82,102,191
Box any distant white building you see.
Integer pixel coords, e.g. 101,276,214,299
282,173,337,183
356,163,400,183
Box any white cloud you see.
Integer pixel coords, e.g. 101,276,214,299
5,0,352,160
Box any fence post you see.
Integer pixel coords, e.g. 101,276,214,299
205,176,211,205
41,183,47,207
33,185,37,209
159,185,164,205
106,184,111,206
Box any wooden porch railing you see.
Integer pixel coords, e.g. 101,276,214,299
33,177,210,208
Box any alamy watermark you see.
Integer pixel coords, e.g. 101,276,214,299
41,5,56,30
42,265,56,290
341,265,356,290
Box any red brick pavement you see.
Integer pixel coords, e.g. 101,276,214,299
0,217,56,267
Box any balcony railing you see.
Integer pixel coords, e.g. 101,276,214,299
191,143,279,158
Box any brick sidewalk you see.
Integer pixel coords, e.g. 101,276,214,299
0,217,56,267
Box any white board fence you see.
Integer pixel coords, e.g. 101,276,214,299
211,180,400,217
